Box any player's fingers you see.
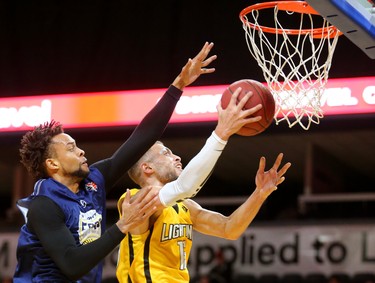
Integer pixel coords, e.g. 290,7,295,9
201,55,217,67
141,186,159,204
195,42,214,61
276,176,286,186
130,188,147,204
216,101,223,113
277,162,292,179
241,103,262,116
194,42,209,59
201,67,216,74
240,116,262,126
121,189,131,214
229,87,242,105
122,189,130,205
258,156,266,173
133,186,155,203
243,115,262,124
236,91,253,109
272,153,284,171
124,189,130,200
139,195,158,219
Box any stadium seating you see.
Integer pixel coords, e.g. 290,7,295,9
233,274,258,283
281,273,304,283
258,274,281,283
328,273,352,283
305,273,328,283
351,273,375,283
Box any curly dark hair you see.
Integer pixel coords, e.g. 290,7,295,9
19,120,64,179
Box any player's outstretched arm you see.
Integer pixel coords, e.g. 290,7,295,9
187,153,291,240
93,42,217,192
157,89,262,207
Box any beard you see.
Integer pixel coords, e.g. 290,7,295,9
156,169,179,184
72,168,90,179
71,166,90,179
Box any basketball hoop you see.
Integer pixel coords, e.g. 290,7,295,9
240,1,342,130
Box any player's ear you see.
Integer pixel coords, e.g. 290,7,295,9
45,158,59,170
141,162,154,174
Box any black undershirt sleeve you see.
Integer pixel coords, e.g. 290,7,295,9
27,86,183,280
28,196,125,281
92,85,182,192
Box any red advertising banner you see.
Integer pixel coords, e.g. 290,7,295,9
0,77,374,133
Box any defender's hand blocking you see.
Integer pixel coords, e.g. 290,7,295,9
172,42,217,90
255,153,291,199
215,87,262,141
116,187,158,233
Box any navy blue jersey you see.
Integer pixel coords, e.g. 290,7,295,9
14,167,106,283
13,84,183,282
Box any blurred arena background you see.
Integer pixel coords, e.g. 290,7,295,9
0,1,374,282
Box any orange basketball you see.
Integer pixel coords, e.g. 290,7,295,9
221,79,275,136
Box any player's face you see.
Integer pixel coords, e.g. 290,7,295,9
149,143,182,184
49,133,89,179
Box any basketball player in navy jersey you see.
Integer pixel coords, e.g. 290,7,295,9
115,88,291,282
14,42,218,283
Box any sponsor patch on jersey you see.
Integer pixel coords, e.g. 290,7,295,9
78,209,102,245
85,181,98,192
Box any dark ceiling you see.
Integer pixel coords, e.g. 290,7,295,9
0,1,373,96
0,1,374,221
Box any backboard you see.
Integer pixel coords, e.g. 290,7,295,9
306,0,375,59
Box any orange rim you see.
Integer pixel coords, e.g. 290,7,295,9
239,1,342,39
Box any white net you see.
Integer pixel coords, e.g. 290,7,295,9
241,4,341,130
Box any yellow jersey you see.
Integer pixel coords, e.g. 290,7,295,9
116,189,193,283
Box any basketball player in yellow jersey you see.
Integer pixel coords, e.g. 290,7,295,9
116,88,292,282
117,189,193,282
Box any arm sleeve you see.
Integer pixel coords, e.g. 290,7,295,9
158,131,227,206
28,196,125,281
92,85,182,191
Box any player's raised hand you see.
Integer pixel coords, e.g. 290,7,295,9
172,42,217,90
215,87,262,141
255,153,291,199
